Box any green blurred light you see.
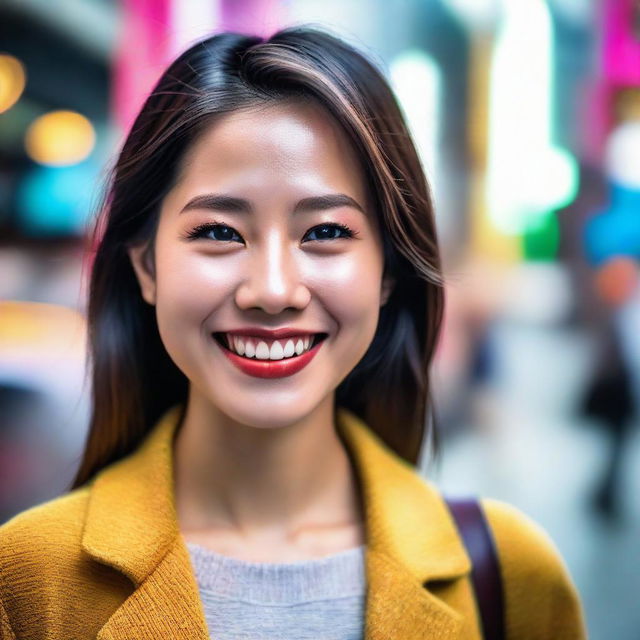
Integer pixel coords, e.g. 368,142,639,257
522,211,560,261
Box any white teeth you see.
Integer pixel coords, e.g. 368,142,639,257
244,339,255,358
269,340,284,360
224,334,318,360
283,339,295,357
255,341,270,359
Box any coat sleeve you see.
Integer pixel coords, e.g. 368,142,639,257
480,498,588,640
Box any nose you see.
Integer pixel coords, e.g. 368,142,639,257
235,232,311,314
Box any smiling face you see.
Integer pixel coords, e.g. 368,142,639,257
128,100,395,429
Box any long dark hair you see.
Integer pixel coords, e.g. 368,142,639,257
70,26,445,490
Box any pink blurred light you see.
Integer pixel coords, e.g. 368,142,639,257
112,0,282,137
112,0,172,135
221,0,282,37
603,0,640,86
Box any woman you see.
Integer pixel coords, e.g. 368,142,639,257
0,27,586,639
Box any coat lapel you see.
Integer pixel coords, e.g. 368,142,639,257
82,404,209,639
96,539,209,640
81,404,471,640
365,550,466,640
337,408,471,639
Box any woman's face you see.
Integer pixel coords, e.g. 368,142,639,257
129,100,394,429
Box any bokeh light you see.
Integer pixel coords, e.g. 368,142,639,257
0,53,26,114
15,160,101,235
24,110,96,167
390,50,441,197
605,120,640,188
485,0,578,237
594,256,639,306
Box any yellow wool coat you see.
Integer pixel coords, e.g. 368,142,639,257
0,405,587,640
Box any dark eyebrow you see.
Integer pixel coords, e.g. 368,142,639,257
179,193,366,216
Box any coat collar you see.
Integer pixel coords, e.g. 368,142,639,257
82,404,471,640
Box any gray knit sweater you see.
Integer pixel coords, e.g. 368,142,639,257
186,541,367,640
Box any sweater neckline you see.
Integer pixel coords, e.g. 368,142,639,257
186,541,367,604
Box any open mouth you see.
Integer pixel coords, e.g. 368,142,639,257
213,332,328,360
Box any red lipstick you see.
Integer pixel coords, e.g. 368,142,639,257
213,333,327,379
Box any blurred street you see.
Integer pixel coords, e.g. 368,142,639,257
430,310,640,639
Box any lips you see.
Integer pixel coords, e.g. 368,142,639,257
212,332,328,379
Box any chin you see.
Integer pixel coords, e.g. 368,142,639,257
206,393,330,431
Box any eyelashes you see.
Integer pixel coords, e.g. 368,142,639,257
183,220,360,244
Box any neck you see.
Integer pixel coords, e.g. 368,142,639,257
173,391,363,540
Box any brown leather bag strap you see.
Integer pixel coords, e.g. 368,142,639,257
443,497,506,640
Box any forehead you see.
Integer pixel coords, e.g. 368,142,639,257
175,100,368,199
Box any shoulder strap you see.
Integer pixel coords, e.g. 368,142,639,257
443,497,506,640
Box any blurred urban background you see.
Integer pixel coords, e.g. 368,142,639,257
0,0,638,637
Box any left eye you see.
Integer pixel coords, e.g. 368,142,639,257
303,223,355,242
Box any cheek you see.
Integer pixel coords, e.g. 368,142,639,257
310,251,383,334
153,245,231,338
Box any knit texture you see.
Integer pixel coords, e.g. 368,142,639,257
0,404,588,639
186,541,366,639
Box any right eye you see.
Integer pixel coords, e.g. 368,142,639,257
185,222,244,243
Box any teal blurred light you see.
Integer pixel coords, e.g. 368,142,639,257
15,160,101,236
585,183,640,266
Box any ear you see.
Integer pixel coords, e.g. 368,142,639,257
127,242,157,306
380,273,395,307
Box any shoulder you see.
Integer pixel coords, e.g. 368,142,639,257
0,485,91,563
0,486,134,638
0,487,92,593
479,497,588,640
480,497,566,574
0,487,93,635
